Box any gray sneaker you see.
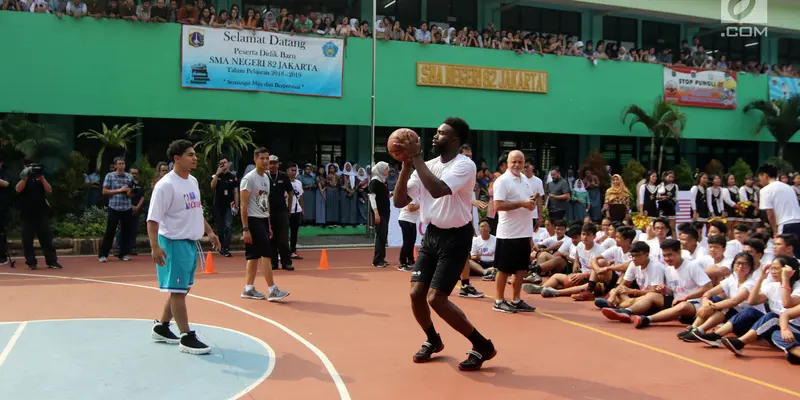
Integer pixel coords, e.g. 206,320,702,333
268,286,290,302
524,272,542,284
541,287,559,298
241,288,266,300
522,284,544,294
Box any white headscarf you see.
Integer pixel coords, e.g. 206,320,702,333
325,163,341,176
573,178,587,193
342,162,356,187
372,161,389,183
356,167,367,181
444,27,456,44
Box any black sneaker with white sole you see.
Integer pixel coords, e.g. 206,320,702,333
152,321,180,344
721,337,745,356
179,331,211,355
459,285,485,298
511,300,536,312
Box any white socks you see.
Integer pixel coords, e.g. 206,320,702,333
245,285,254,291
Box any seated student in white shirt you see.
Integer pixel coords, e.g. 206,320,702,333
696,235,733,285
681,252,757,343
678,225,709,261
571,226,637,301
527,221,574,282
706,220,727,243
719,256,800,356
532,218,554,247
724,224,749,259
528,224,605,298
470,219,497,279
771,302,800,364
523,225,581,291
594,218,612,244
594,241,667,310
599,222,619,250
601,239,712,326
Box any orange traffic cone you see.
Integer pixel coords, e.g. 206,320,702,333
203,251,217,274
318,249,329,270
414,246,418,260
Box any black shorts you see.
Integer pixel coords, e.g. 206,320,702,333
476,260,494,269
412,223,473,294
494,238,532,274
653,294,698,324
245,217,272,260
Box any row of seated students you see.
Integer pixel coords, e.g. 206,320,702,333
471,217,800,364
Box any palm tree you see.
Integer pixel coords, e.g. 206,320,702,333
0,113,64,162
78,122,143,172
186,121,256,165
622,98,687,174
743,95,800,160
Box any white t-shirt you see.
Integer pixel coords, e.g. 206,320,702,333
600,237,616,250
541,235,566,249
398,197,420,223
471,235,497,263
289,179,303,213
532,228,551,245
664,259,712,299
493,171,535,239
573,242,605,274
407,154,475,229
695,255,732,271
720,275,759,312
601,245,631,266
147,171,205,241
623,258,667,290
635,232,650,243
681,245,708,261
724,240,745,259
761,280,800,325
759,181,800,233
240,169,271,219
645,237,664,263
528,175,545,219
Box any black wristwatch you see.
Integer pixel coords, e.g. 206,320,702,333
242,226,249,232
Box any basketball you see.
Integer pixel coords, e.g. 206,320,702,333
387,128,419,162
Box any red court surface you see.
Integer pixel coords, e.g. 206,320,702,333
1,247,798,399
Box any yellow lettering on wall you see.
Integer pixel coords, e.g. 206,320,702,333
416,62,547,94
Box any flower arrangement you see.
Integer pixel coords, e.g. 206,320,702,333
735,201,752,217
632,213,651,230
708,217,727,224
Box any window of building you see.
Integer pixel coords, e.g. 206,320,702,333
697,28,761,64
603,16,637,44
778,38,800,67
693,140,757,172
497,131,579,177
601,137,636,173
500,6,581,36
379,0,421,26
642,21,680,55
427,0,477,28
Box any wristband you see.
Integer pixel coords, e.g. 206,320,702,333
784,285,793,291
782,328,792,333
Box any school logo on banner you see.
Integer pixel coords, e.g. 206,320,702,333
322,41,339,58
188,29,205,48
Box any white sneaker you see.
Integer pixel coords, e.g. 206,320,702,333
99,257,108,263
241,288,266,300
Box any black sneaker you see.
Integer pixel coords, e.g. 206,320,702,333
282,264,295,271
788,352,800,365
290,252,303,260
492,300,518,314
601,308,632,323
682,330,701,343
397,264,414,272
676,326,695,340
151,321,180,344
47,262,63,269
459,285,485,298
178,331,211,355
721,337,745,356
511,300,536,313
221,251,233,258
27,264,37,271
412,335,444,363
373,262,389,268
631,315,650,329
693,331,723,348
458,340,497,371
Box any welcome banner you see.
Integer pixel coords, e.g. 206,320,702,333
181,26,345,97
769,76,800,104
663,66,737,109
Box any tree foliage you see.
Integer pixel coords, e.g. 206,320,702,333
621,97,687,173
187,121,256,167
743,95,800,160
580,149,610,188
0,113,64,165
672,158,694,189
727,158,753,186
78,122,143,172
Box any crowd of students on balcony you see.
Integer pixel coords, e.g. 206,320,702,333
2,0,798,77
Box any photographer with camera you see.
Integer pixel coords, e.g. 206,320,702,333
99,157,134,263
211,157,238,257
0,157,10,265
15,159,61,269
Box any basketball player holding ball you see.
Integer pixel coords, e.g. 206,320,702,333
391,118,496,371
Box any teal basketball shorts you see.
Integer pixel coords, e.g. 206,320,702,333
156,235,198,294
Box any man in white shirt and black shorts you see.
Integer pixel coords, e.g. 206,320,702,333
393,117,496,372
491,150,537,313
147,140,221,355
758,163,800,258
239,147,290,302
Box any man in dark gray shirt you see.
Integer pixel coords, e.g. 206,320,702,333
546,168,571,221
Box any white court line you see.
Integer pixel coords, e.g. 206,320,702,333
0,321,26,369
0,273,351,400
0,318,274,400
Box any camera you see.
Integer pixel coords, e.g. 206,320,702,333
29,163,44,176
